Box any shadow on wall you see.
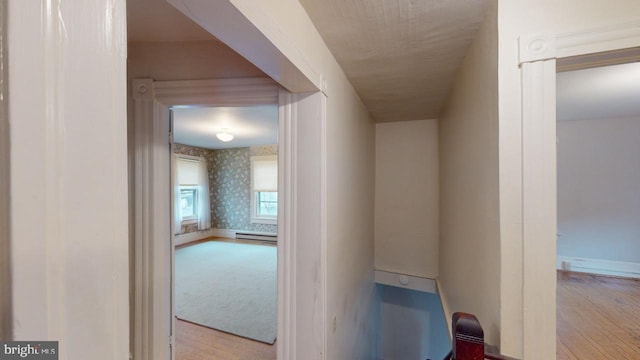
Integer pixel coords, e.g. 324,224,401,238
378,284,449,360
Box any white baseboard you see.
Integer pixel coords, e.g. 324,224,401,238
374,270,437,294
173,228,217,246
210,228,236,239
436,278,453,340
557,256,640,279
173,228,237,247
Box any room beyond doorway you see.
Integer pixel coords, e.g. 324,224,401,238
171,103,279,360
175,238,277,360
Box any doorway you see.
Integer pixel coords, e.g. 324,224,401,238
555,61,640,359
516,23,640,359
170,104,279,359
132,77,327,360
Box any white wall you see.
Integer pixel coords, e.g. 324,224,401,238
324,66,376,360
557,117,640,263
214,1,378,358
498,1,640,357
438,1,500,347
127,41,265,81
375,120,439,278
8,0,129,358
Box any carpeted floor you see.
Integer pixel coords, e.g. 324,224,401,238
175,241,277,344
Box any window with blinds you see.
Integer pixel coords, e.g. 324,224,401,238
250,155,278,224
176,157,201,222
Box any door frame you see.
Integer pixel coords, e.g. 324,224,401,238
0,0,10,340
517,20,640,359
132,77,326,360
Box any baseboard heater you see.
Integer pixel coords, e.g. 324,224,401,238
235,231,277,242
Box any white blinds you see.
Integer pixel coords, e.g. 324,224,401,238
177,158,200,185
252,155,278,192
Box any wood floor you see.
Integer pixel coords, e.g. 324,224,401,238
557,271,640,359
176,319,276,360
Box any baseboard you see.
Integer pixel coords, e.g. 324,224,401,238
174,228,279,246
210,228,236,239
173,228,218,246
174,228,240,246
436,278,453,340
557,256,640,279
374,270,437,294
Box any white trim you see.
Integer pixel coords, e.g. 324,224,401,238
174,154,202,162
519,33,557,64
133,79,173,360
319,91,328,360
210,228,237,239
518,20,640,360
374,270,436,294
436,279,453,340
173,228,218,247
251,216,278,225
9,0,128,355
180,218,197,225
173,228,281,247
557,256,640,279
520,59,557,360
556,20,640,59
277,90,296,360
519,20,640,64
0,0,11,339
154,78,279,106
278,90,326,360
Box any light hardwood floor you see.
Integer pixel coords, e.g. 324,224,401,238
557,271,640,360
176,238,277,360
176,319,276,360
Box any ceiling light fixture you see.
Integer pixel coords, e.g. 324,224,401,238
216,129,234,142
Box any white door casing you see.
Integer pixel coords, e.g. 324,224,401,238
132,77,327,360
8,0,129,357
0,0,10,341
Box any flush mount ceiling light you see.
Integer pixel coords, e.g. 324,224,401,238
216,129,234,142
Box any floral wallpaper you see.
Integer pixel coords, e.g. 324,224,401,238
173,143,278,235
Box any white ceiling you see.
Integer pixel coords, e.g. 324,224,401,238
557,62,640,121
172,106,278,150
128,0,490,123
128,1,640,126
298,0,489,122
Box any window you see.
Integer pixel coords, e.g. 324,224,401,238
256,191,278,217
251,155,278,224
180,186,198,220
174,155,210,230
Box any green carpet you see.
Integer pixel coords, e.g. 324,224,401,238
175,241,277,344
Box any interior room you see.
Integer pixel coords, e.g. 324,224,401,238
171,105,279,359
555,61,640,359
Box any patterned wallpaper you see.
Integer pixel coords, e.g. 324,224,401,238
173,143,278,236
